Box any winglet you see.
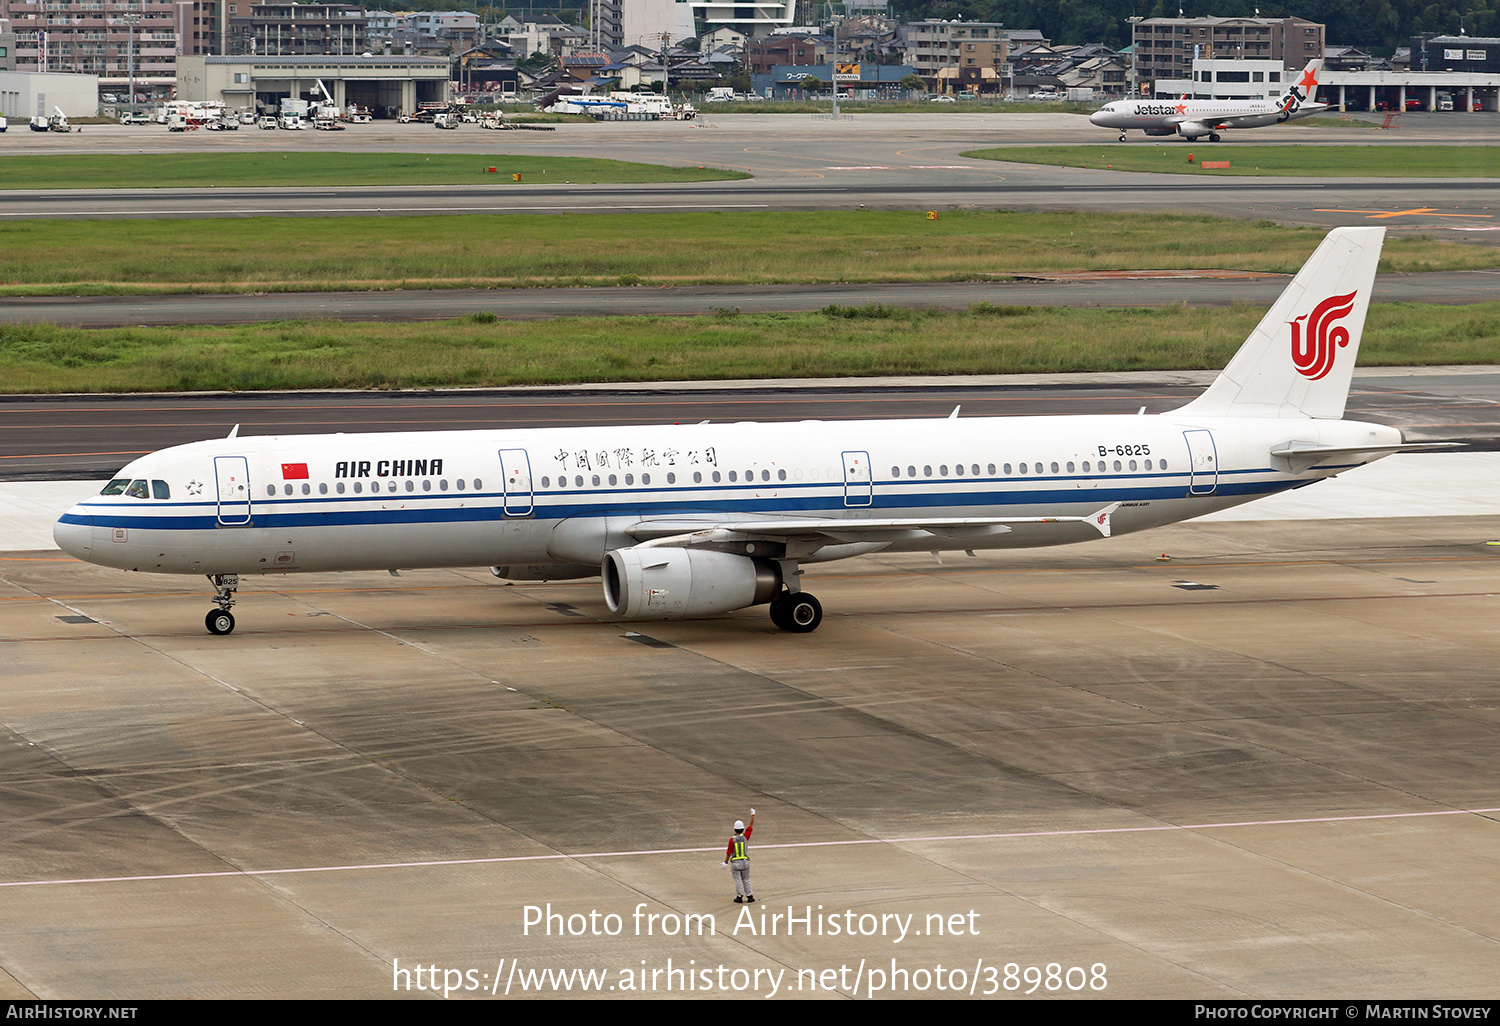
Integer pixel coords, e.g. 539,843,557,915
1089,503,1120,538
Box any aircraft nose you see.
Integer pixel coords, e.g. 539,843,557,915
1088,110,1106,126
54,508,93,560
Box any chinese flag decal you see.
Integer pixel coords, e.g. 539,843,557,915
281,463,310,480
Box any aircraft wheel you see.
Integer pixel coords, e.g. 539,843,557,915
768,593,792,630
783,593,822,634
1209,132,1221,142
206,609,235,635
1118,133,1126,142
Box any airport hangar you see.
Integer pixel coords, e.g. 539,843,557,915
175,54,450,116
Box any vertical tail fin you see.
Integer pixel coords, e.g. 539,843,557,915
1280,58,1323,112
1174,226,1384,420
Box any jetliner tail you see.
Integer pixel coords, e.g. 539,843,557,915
1174,226,1383,421
1279,58,1323,112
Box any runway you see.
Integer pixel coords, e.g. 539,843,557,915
1,113,1496,241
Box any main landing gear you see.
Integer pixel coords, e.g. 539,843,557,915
205,573,238,635
1208,132,1221,142
768,590,822,633
1118,132,1126,142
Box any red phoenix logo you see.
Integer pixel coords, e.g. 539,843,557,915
1290,292,1357,381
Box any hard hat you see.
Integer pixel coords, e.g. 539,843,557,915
734,820,745,831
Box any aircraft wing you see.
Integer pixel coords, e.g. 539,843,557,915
625,503,1121,547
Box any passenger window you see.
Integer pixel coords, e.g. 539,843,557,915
1050,462,1059,474
438,479,447,491
940,465,948,476
302,483,311,495
152,480,170,499
761,470,769,481
972,465,980,476
642,474,651,485
473,479,482,490
693,472,702,483
320,483,329,494
729,471,737,482
1159,460,1168,471
608,474,617,486
574,476,583,487
389,481,398,493
1034,463,1043,475
336,482,346,494
1144,460,1153,471
354,482,363,494
284,484,293,495
265,485,276,497
667,472,676,484
541,477,549,488
777,469,785,481
987,464,996,475
1113,460,1122,472
625,473,634,485
712,471,721,483
924,465,933,477
907,466,916,478
457,479,465,491
1018,463,1027,475
1003,464,1012,475
1129,460,1137,471
892,466,900,478
592,475,601,487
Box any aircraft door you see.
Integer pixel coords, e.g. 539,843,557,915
842,450,873,507
498,449,534,516
1184,429,1218,495
214,455,252,525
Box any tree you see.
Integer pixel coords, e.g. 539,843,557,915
800,74,826,92
900,73,926,91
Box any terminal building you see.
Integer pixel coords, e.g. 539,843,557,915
175,54,449,117
1152,53,1497,113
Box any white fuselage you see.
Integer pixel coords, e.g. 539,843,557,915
54,413,1400,578
1088,98,1327,138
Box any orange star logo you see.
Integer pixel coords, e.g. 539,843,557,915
1174,102,1187,114
1299,66,1318,91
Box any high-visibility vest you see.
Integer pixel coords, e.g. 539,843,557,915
731,835,748,862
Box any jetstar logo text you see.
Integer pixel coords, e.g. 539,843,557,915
1290,292,1357,381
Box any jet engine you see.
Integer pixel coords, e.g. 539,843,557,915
1175,121,1211,139
602,547,782,619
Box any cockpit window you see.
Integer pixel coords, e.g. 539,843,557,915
152,480,170,500
124,479,150,499
100,479,130,495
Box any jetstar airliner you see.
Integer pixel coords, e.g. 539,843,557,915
55,227,1434,636
1089,59,1325,141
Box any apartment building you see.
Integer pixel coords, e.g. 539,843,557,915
1131,15,1323,84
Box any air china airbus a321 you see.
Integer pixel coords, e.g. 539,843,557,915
55,227,1431,636
1089,59,1325,142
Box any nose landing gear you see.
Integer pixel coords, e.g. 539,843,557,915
205,574,238,635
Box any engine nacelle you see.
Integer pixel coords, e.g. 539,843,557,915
1175,120,1211,139
490,563,598,581
602,547,781,620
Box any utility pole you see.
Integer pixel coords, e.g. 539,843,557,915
122,11,140,110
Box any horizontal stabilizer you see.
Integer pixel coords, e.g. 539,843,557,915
1270,440,1461,473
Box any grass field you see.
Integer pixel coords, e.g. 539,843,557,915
0,153,748,190
2,301,1494,393
964,144,1500,177
1,210,1495,296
